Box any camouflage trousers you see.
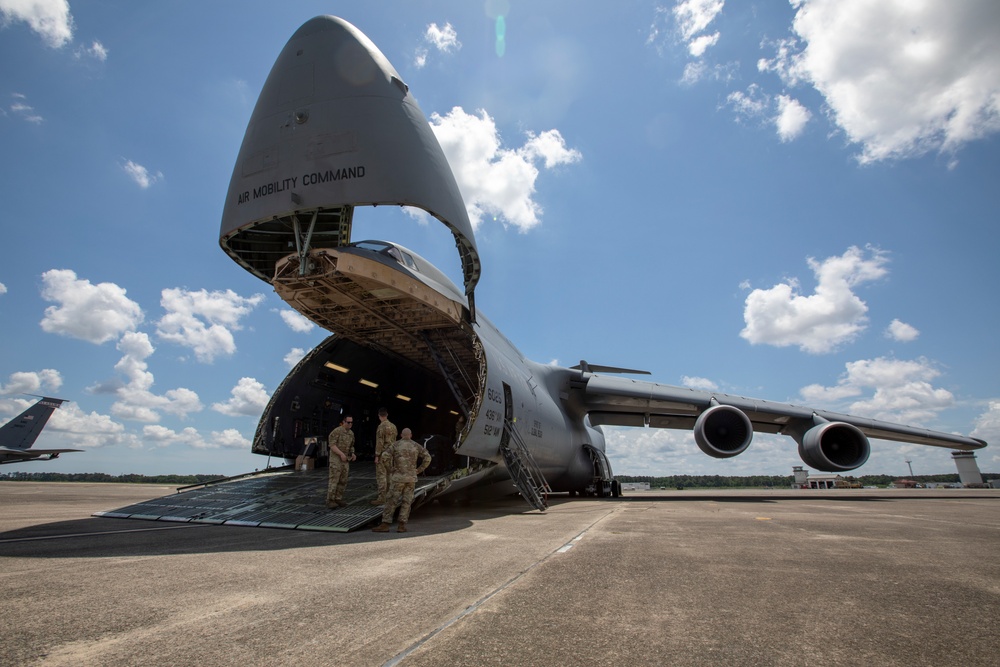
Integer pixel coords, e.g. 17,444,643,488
382,478,416,524
327,458,349,504
375,458,389,502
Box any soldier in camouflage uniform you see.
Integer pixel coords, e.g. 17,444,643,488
372,428,431,533
371,407,397,505
326,415,355,508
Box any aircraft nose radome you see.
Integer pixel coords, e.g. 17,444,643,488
220,15,480,299
282,15,404,97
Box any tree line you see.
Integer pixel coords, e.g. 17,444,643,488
0,471,224,485
615,473,997,489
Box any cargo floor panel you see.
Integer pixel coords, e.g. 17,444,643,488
94,464,449,532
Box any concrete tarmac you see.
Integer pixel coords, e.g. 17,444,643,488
0,482,997,666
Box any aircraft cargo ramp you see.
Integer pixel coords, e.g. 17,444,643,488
94,463,450,532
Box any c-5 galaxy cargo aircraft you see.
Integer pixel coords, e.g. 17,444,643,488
0,397,80,465
219,16,985,509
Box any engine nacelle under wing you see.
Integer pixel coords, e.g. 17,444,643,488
693,403,753,458
797,420,871,472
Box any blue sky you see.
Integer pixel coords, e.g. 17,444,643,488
1,1,997,479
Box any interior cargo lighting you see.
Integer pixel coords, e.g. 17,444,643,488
396,394,411,402
359,378,379,388
324,362,350,373
425,404,437,410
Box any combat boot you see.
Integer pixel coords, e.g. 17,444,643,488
396,522,407,533
371,522,391,532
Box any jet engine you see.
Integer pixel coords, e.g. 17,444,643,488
694,404,753,458
797,420,870,472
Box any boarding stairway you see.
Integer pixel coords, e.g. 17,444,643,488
499,418,551,511
94,462,451,532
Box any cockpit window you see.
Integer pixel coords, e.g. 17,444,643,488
351,241,419,272
354,241,391,252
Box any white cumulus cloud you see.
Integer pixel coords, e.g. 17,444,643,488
682,376,719,391
48,402,134,449
725,88,811,142
284,347,306,368
414,21,461,69
142,424,204,449
279,309,314,333
764,0,1000,163
674,0,725,42
74,39,107,61
426,22,460,52
40,269,143,344
0,0,73,48
799,356,954,425
775,94,811,141
688,32,720,58
0,369,62,395
971,400,1000,448
211,428,251,449
212,377,269,417
726,85,769,118
143,425,248,450
0,398,135,451
429,107,581,231
156,288,264,363
647,1,725,66
140,425,246,450
9,92,43,123
109,331,203,422
885,319,920,343
122,159,162,189
740,246,889,354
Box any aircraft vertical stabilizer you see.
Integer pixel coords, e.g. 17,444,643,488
0,397,81,464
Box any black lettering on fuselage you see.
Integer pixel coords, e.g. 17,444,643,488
239,167,365,206
302,166,366,186
250,176,298,201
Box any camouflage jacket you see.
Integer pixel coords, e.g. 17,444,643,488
375,419,398,458
328,425,355,458
380,438,431,482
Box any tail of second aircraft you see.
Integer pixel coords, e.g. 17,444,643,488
0,397,66,450
0,397,82,464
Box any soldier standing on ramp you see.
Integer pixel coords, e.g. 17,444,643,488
372,428,431,533
326,415,355,508
371,407,397,505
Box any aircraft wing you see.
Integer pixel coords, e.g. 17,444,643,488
0,447,82,464
577,373,985,471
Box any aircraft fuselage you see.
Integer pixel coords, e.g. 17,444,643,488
257,240,607,500
220,16,984,512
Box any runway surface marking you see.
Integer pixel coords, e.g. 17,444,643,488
0,524,208,544
382,503,624,667
556,531,587,553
